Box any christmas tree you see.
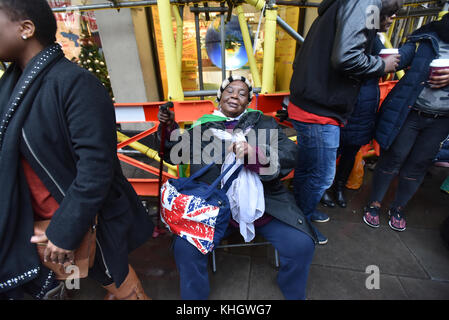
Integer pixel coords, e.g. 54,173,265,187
77,30,115,101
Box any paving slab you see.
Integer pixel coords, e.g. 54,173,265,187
306,265,409,300
399,228,449,281
209,253,251,300
398,277,449,300
311,220,429,279
247,256,284,300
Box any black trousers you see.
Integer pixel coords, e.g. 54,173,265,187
336,144,362,185
370,110,449,208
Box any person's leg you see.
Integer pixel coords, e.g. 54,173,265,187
363,112,421,227
292,120,339,219
388,116,449,231
257,219,315,300
334,144,361,207
173,236,210,300
90,240,149,300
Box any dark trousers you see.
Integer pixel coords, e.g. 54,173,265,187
336,144,362,185
370,110,449,208
173,218,315,300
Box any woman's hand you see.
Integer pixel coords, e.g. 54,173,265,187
382,54,400,74
157,108,175,127
428,69,449,89
229,141,254,160
31,234,75,265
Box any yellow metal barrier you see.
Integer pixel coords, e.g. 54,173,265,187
117,131,178,176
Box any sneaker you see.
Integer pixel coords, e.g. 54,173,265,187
363,205,380,228
310,210,330,223
310,223,328,245
388,207,406,232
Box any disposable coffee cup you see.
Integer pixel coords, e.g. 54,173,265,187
379,48,399,59
429,59,449,77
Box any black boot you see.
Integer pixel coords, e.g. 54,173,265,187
320,189,335,208
334,181,347,208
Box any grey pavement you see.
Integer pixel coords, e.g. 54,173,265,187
71,162,449,300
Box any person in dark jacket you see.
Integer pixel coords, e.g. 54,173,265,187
321,13,396,209
0,0,153,300
288,0,403,244
363,13,449,232
157,75,317,300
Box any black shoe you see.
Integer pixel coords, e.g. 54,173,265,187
334,183,347,208
320,190,335,208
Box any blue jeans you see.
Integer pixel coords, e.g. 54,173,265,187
291,120,340,217
173,218,315,300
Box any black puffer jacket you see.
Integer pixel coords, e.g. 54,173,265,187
289,0,385,123
159,111,317,243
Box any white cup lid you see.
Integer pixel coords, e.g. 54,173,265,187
430,59,449,67
379,48,399,54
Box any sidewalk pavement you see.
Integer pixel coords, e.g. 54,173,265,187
71,164,449,300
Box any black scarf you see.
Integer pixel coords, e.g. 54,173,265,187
417,13,449,43
0,44,63,293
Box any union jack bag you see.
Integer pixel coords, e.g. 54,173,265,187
160,161,242,254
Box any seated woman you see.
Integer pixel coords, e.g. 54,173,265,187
157,75,317,300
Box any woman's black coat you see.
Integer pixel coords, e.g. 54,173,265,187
19,57,153,286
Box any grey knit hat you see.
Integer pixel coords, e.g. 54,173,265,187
216,75,254,103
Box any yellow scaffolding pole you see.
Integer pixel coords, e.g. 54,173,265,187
117,131,178,176
172,5,183,77
261,7,277,94
157,0,184,101
236,5,262,88
438,10,448,20
245,0,266,11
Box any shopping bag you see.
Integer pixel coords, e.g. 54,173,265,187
160,161,242,254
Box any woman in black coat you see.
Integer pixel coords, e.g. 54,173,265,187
0,0,153,299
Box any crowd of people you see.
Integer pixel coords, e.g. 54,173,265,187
0,0,448,301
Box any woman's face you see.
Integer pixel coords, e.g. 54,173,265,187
219,80,249,118
0,8,24,62
380,14,396,33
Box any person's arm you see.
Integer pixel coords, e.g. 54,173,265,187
331,0,387,78
44,70,117,251
397,40,417,70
